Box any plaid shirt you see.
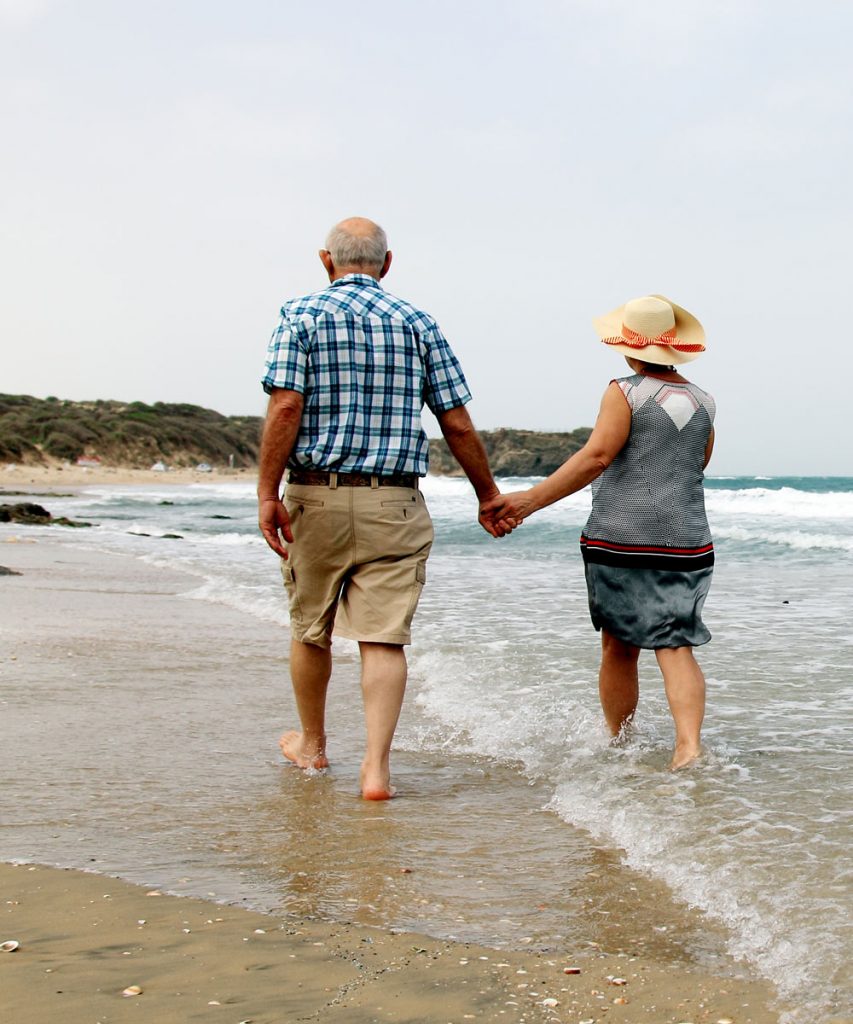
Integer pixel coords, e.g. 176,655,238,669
262,274,471,475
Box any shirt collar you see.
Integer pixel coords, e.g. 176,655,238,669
331,273,382,289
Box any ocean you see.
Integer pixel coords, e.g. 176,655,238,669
2,474,851,1023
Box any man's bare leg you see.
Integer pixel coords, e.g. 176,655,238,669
358,641,407,800
655,646,705,770
279,638,332,769
599,629,640,737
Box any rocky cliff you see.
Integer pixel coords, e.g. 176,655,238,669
429,426,591,478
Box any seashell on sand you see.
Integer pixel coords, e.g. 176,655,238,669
122,985,143,997
1,940,20,952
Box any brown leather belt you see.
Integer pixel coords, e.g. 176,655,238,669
288,468,418,488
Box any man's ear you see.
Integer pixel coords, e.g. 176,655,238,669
319,249,335,279
379,250,392,279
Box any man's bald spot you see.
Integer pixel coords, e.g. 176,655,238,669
336,216,381,238
324,217,389,272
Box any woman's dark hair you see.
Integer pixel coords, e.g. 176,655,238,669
638,361,674,372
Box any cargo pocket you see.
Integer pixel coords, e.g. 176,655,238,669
404,562,428,628
280,560,303,624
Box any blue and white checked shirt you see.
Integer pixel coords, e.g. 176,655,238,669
262,274,472,476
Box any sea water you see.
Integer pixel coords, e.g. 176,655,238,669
1,475,850,1022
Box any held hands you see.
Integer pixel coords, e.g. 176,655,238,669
258,497,294,558
478,490,537,537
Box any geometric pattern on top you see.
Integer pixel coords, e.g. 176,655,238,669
655,386,700,431
582,373,717,568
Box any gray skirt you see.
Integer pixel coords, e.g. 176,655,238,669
584,562,713,649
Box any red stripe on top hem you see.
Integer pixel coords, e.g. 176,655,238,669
580,537,714,555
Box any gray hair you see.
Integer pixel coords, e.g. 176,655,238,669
324,219,388,269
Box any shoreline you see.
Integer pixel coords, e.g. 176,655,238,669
0,534,783,1023
2,463,257,488
1,861,780,1024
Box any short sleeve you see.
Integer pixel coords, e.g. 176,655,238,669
261,311,308,395
421,323,472,413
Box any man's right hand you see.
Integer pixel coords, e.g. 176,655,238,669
258,498,294,558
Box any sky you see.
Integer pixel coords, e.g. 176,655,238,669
2,0,851,475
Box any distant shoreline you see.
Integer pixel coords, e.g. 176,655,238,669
1,463,257,488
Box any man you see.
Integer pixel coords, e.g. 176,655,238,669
258,217,504,800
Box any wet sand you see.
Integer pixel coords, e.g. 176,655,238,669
0,537,782,1023
1,862,780,1024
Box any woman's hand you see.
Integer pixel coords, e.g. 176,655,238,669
479,490,537,534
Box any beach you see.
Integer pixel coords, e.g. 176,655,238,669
2,477,851,1023
1,860,783,1024
2,461,256,489
0,527,788,1024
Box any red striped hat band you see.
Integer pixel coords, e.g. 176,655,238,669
602,325,705,353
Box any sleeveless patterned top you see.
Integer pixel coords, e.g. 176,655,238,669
580,373,716,572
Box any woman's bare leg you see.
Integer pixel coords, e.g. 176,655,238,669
655,646,705,769
599,630,640,737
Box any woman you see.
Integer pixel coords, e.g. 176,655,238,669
485,295,715,769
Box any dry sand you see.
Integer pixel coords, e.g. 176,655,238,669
0,533,782,1023
2,461,256,489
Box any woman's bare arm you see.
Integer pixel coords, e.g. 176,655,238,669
481,383,632,526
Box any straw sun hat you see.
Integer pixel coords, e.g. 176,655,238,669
593,295,706,365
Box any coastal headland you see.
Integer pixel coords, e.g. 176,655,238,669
0,392,591,483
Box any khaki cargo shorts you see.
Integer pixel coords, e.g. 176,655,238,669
279,481,434,647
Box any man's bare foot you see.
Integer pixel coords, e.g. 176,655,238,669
670,743,702,771
279,730,329,770
360,763,396,801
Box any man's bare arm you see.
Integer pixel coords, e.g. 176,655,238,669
257,388,304,557
434,404,505,537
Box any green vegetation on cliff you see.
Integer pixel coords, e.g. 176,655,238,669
0,394,591,477
0,394,262,468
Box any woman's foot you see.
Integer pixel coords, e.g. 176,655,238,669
669,742,702,771
279,730,329,770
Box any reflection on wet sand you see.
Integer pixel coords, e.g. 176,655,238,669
234,749,739,976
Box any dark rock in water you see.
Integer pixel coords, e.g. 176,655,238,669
0,503,93,527
0,490,75,498
162,533,184,540
0,565,22,576
52,516,93,528
0,502,52,523
128,530,152,537
159,500,174,506
208,514,232,520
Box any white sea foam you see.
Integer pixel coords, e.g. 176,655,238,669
706,486,853,520
714,525,853,553
180,575,290,627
